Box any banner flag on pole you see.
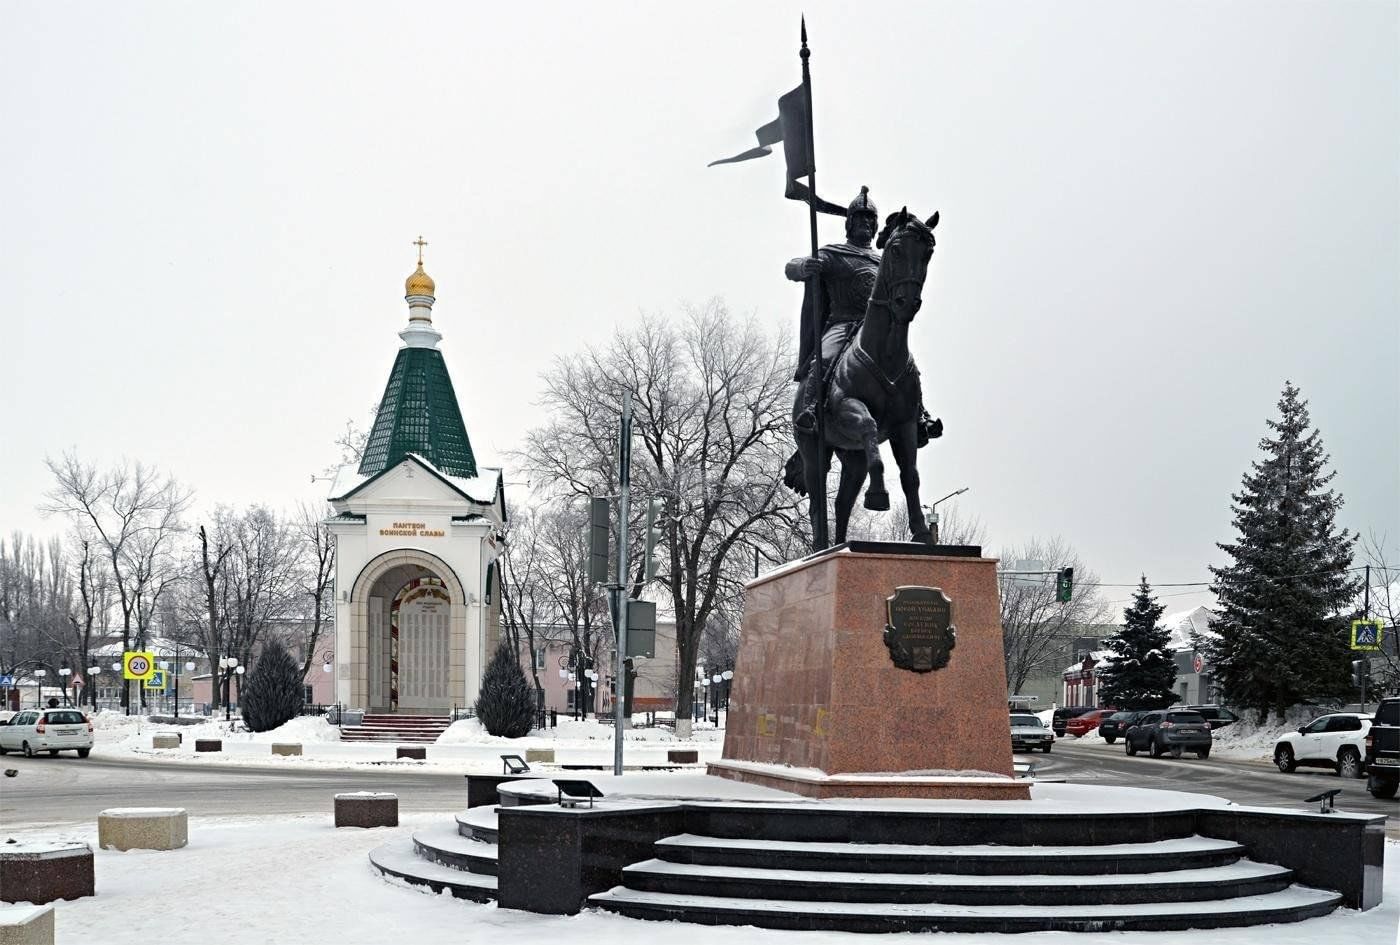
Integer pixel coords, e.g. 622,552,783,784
709,85,846,217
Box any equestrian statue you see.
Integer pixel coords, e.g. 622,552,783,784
782,186,943,549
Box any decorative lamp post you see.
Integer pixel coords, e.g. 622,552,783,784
721,669,734,719
220,658,243,722
88,666,101,711
58,667,72,706
33,669,47,708
712,674,723,726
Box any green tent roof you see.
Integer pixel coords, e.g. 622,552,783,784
358,347,477,480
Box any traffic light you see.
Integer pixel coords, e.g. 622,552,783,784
643,497,665,580
1352,659,1370,688
1055,567,1074,603
586,496,611,584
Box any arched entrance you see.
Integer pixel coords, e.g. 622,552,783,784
350,550,467,715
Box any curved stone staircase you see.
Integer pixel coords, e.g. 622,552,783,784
588,811,1343,933
368,806,499,902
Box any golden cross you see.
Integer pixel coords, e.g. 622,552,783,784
413,235,428,265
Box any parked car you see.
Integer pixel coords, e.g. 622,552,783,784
1051,706,1098,737
1124,709,1213,759
1272,712,1371,778
1064,708,1115,738
0,708,94,758
1185,705,1241,730
1364,698,1400,798
1010,713,1054,753
1098,710,1146,744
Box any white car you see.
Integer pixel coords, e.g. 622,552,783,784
1272,712,1371,779
0,708,94,758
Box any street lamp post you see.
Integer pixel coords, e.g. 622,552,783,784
921,486,969,545
58,667,72,706
220,658,242,722
33,669,46,708
88,667,101,711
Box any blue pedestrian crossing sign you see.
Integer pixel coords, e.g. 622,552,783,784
143,669,169,691
1351,618,1384,652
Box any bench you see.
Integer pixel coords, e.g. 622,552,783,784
334,792,398,828
395,746,427,760
0,904,54,945
194,739,222,753
0,841,94,904
151,734,181,749
271,743,302,756
98,808,188,851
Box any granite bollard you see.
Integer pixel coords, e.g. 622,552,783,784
98,808,188,851
525,748,554,763
0,904,55,945
334,792,398,828
271,743,302,756
152,734,180,749
395,746,427,760
666,749,699,764
194,739,222,753
0,841,94,904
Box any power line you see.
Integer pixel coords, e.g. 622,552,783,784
1079,564,1369,590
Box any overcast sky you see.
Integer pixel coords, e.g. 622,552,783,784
2,2,1396,616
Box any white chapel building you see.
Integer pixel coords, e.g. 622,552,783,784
327,247,506,715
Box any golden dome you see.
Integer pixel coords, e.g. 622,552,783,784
405,261,435,298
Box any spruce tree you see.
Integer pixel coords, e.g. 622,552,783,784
1200,382,1361,721
475,642,536,737
240,639,304,732
1098,576,1178,710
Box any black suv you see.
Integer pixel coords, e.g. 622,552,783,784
1365,697,1400,799
1124,709,1213,759
1099,710,1146,744
1052,706,1097,738
1185,705,1240,730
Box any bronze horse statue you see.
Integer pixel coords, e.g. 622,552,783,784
784,208,941,546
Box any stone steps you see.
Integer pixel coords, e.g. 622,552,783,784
368,837,497,902
454,806,499,844
339,714,453,744
413,825,499,877
589,884,1342,933
653,832,1249,875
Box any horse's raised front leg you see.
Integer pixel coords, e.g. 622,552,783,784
832,395,887,511
833,448,868,544
888,419,932,544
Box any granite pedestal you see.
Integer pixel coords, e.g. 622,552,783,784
335,792,398,828
0,842,93,904
98,808,188,851
711,543,1027,800
396,746,427,760
194,739,221,753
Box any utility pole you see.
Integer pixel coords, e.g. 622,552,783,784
612,392,632,776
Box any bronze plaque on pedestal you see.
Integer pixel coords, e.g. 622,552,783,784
884,586,956,673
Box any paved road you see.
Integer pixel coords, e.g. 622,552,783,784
0,755,471,828
3,740,1396,832
1035,738,1399,828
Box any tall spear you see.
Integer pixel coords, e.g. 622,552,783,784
800,17,829,550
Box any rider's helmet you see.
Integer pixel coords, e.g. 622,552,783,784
847,185,878,221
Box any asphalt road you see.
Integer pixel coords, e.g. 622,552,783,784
1033,737,1400,829
2,740,1396,833
0,755,471,828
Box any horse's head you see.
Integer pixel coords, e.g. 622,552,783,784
873,208,939,323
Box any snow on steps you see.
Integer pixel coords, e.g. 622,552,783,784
412,824,499,876
588,884,1342,933
654,832,1250,875
369,837,497,901
339,714,453,744
454,805,499,842
618,857,1294,906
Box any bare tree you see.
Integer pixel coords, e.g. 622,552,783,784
66,539,113,708
518,301,799,727
293,503,336,680
997,536,1109,697
0,533,74,692
848,500,987,547
41,454,190,711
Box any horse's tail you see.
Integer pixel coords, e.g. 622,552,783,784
782,450,807,495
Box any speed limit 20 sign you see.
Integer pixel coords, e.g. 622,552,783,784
123,651,156,681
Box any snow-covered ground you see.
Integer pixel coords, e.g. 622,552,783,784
2,813,1395,945
82,711,724,772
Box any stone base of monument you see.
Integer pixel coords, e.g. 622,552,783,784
711,542,1027,800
